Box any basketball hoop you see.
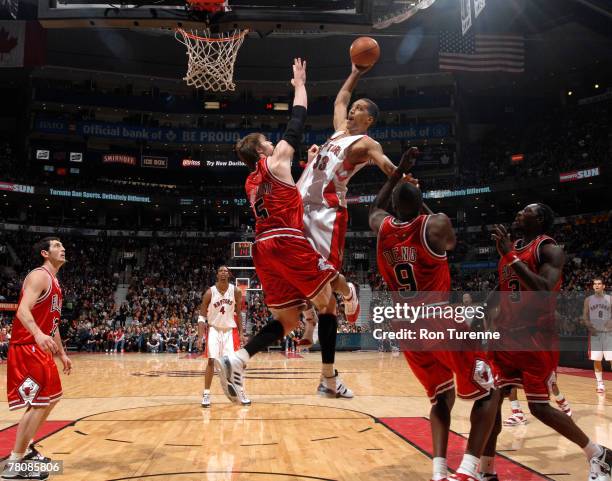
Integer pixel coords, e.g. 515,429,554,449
175,27,248,92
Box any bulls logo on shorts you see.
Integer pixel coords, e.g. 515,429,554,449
318,258,334,272
472,360,494,391
18,377,41,404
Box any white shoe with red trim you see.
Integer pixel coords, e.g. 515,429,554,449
343,282,360,324
503,410,528,426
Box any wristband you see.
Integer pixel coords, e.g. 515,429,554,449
502,251,520,266
197,315,207,324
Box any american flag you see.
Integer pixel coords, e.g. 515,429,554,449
439,31,525,73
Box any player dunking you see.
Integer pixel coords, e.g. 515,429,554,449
198,266,248,407
583,278,611,393
216,59,351,403
3,237,72,481
369,152,501,481
296,63,400,398
484,204,611,481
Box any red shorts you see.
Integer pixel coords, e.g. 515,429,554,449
254,228,339,310
489,350,559,403
404,350,493,404
7,344,63,411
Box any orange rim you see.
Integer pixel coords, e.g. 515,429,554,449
176,28,249,43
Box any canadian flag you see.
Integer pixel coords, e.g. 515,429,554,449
0,20,24,68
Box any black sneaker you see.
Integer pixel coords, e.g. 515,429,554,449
1,461,49,480
589,446,612,481
23,445,52,463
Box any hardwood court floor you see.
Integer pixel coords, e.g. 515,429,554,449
0,352,610,480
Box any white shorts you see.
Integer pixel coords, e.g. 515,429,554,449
206,326,236,359
302,204,348,270
589,332,612,361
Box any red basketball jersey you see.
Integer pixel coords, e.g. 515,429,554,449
11,266,63,345
245,156,304,236
497,235,561,332
376,215,451,295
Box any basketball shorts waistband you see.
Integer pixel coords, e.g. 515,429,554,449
255,227,306,242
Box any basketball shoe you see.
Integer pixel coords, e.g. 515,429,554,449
215,354,245,404
556,397,572,416
296,309,317,349
589,446,612,481
343,282,360,324
1,445,52,480
318,370,354,398
201,391,211,408
238,388,251,406
503,409,527,426
597,382,605,394
479,474,499,481
448,474,479,481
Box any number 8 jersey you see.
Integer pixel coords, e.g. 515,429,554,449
376,215,450,294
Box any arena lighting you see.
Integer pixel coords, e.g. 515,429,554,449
204,101,221,109
594,83,600,89
273,102,289,111
568,91,573,96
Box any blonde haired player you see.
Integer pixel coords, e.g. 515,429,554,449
584,278,612,393
198,266,249,406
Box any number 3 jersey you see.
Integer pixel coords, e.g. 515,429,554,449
11,266,63,345
376,215,450,294
497,234,561,333
245,156,304,236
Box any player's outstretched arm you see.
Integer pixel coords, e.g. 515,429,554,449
368,149,416,233
364,139,397,177
268,58,308,183
333,64,370,131
16,271,58,354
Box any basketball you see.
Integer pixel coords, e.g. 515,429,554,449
350,36,380,67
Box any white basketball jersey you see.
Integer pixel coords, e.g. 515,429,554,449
207,284,237,330
297,131,369,209
588,294,612,331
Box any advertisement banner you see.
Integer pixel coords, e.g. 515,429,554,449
559,167,600,183
181,159,201,168
141,155,168,169
34,119,452,145
103,154,136,166
0,182,35,194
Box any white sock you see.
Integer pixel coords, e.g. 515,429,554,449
457,453,480,477
511,400,522,411
480,455,495,474
432,457,447,480
584,441,604,459
236,349,250,365
203,389,210,395
9,452,25,461
595,371,603,383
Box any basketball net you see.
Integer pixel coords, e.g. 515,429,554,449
175,28,249,92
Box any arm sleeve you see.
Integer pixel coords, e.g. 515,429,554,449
281,105,307,151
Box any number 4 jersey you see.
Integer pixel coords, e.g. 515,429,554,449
376,215,450,294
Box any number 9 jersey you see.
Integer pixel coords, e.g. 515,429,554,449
376,214,450,294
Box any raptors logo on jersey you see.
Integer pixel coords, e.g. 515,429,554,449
11,266,63,345
207,284,237,330
298,132,369,209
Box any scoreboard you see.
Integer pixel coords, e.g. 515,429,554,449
232,241,253,258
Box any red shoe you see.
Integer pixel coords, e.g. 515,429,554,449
296,338,313,349
448,474,479,481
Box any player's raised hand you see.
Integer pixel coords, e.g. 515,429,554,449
398,147,418,174
35,332,58,354
291,58,307,88
307,144,319,163
61,354,73,374
492,224,513,256
352,63,373,75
